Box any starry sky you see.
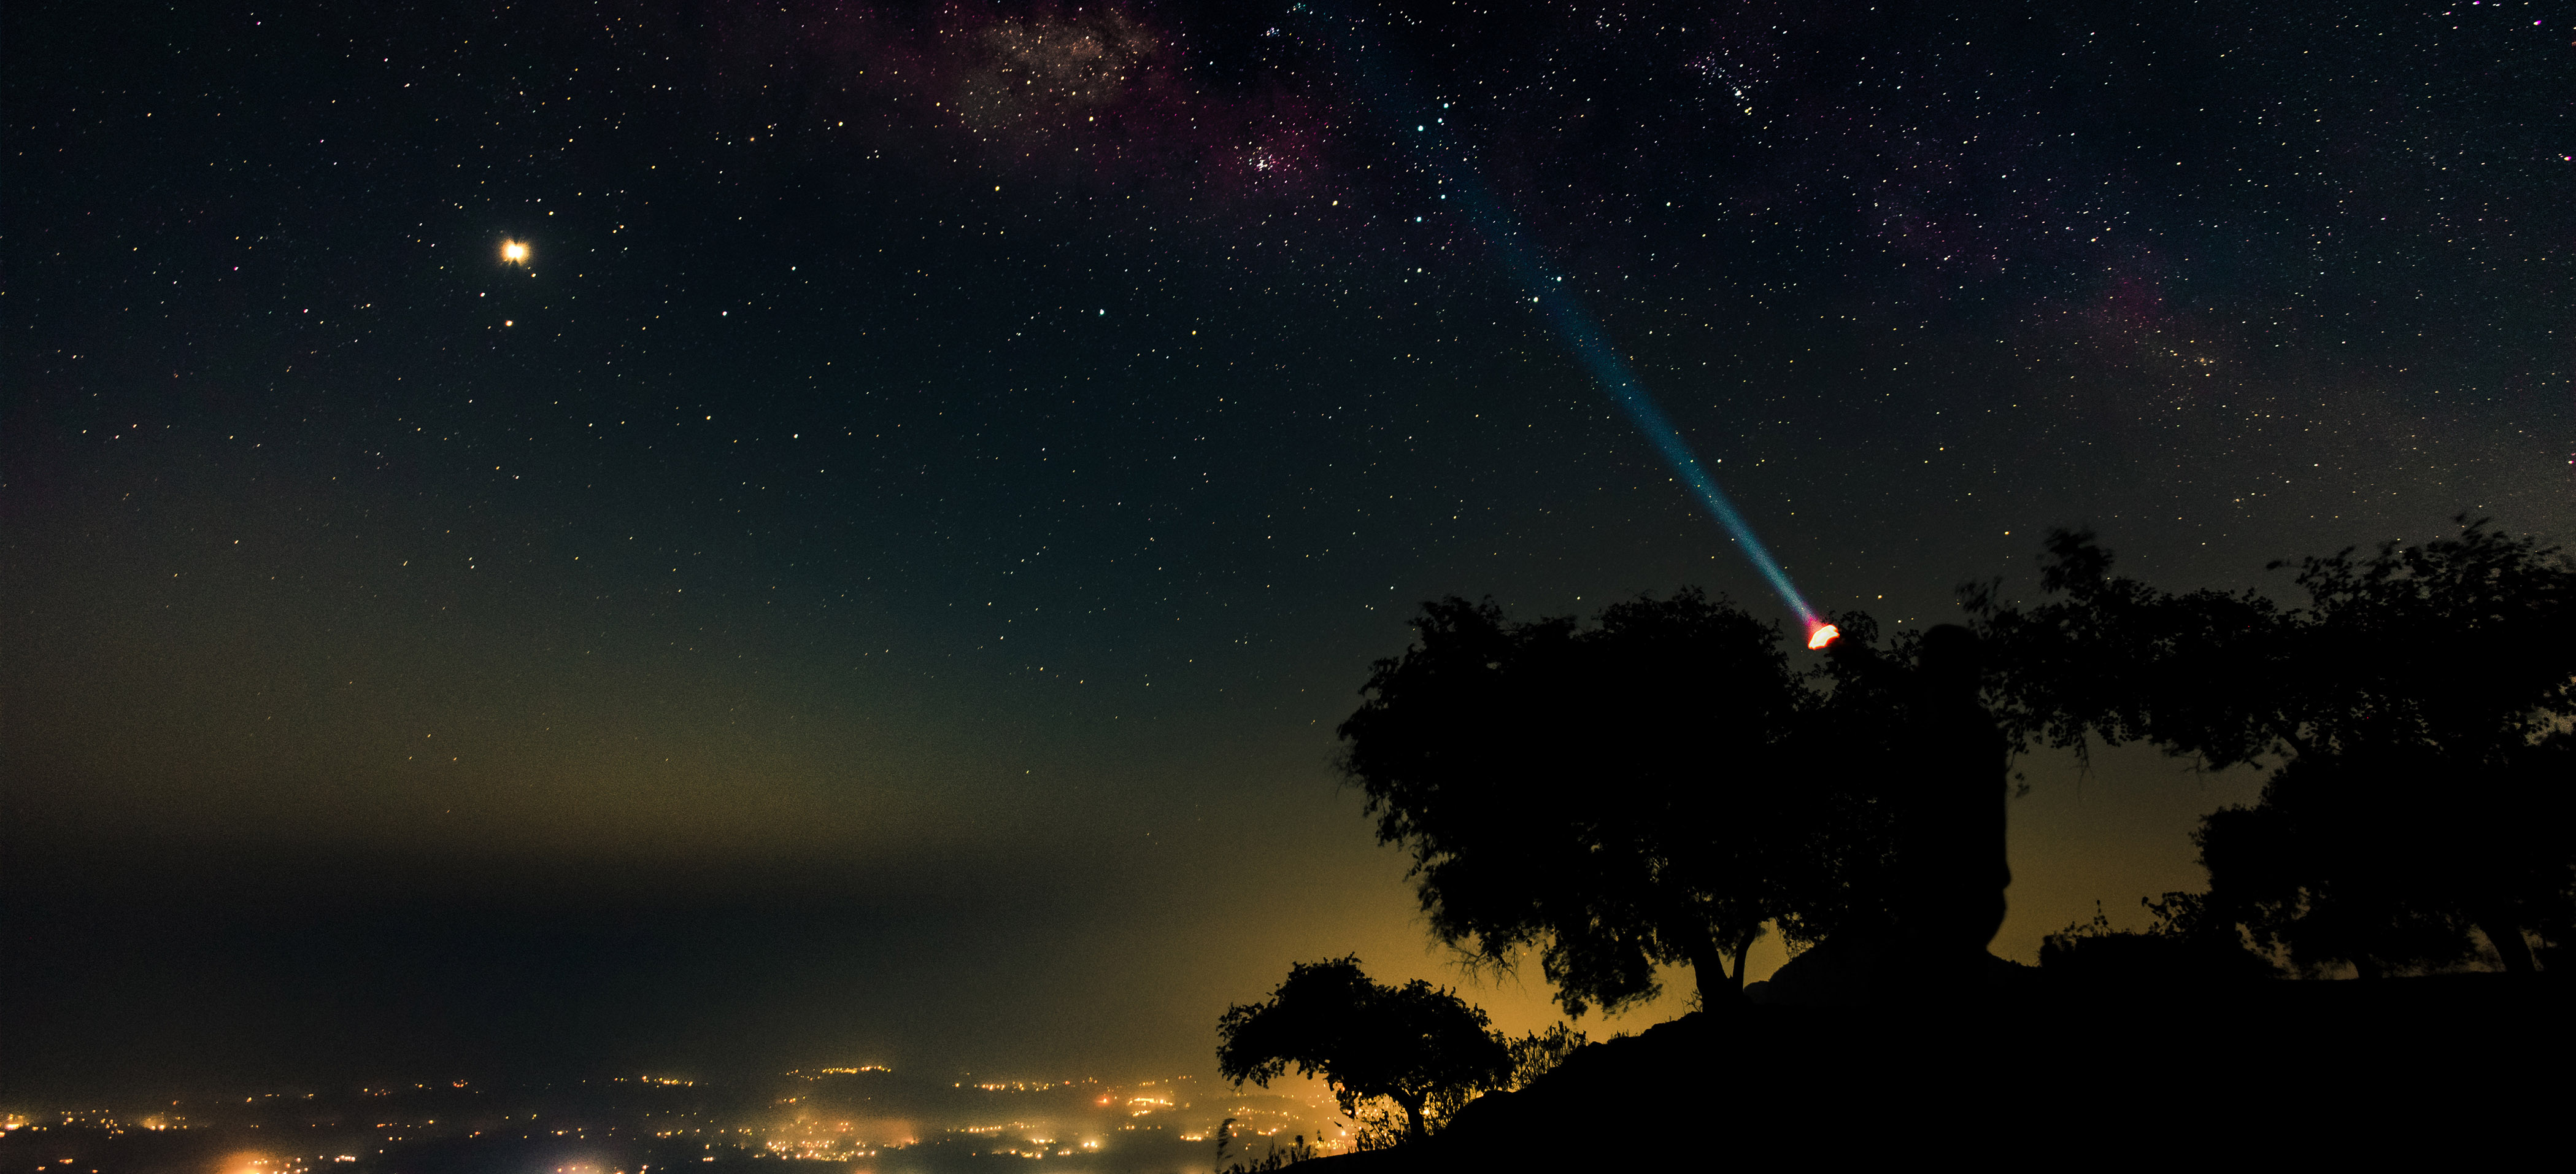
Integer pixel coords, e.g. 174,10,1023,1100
6,0,2570,1099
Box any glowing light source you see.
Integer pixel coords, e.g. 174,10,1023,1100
1807,624,1840,650
501,240,530,265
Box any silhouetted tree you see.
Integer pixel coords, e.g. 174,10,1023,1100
1967,518,2576,973
2197,734,2576,976
1216,956,1509,1146
1336,590,1834,1015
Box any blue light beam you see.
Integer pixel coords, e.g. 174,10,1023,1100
1501,230,1822,631
1332,20,1824,631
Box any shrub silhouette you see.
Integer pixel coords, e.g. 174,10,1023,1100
2040,895,2281,983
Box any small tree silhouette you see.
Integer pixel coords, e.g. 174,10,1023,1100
1216,956,1509,1146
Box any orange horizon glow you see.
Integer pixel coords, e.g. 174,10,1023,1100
1807,624,1840,650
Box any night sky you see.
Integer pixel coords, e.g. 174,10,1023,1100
7,1,2570,1099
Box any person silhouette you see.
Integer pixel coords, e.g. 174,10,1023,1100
1886,624,2011,1004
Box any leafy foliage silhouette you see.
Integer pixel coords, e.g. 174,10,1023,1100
2196,735,2575,975
1335,590,1902,1015
1215,956,1509,1147
1970,517,2576,975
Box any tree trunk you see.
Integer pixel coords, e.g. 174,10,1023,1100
1392,1089,1429,1147
1678,921,1745,1010
1729,936,1754,992
2479,919,2537,973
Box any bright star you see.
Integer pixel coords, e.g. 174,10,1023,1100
501,240,530,265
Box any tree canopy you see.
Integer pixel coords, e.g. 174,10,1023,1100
1965,517,2574,771
1336,590,1898,1015
2195,733,2575,975
1214,956,1509,1146
1969,518,2576,974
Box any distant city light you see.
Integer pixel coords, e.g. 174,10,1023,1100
79,1067,1349,1168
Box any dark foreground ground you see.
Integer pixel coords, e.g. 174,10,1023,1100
1322,971,2571,1168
